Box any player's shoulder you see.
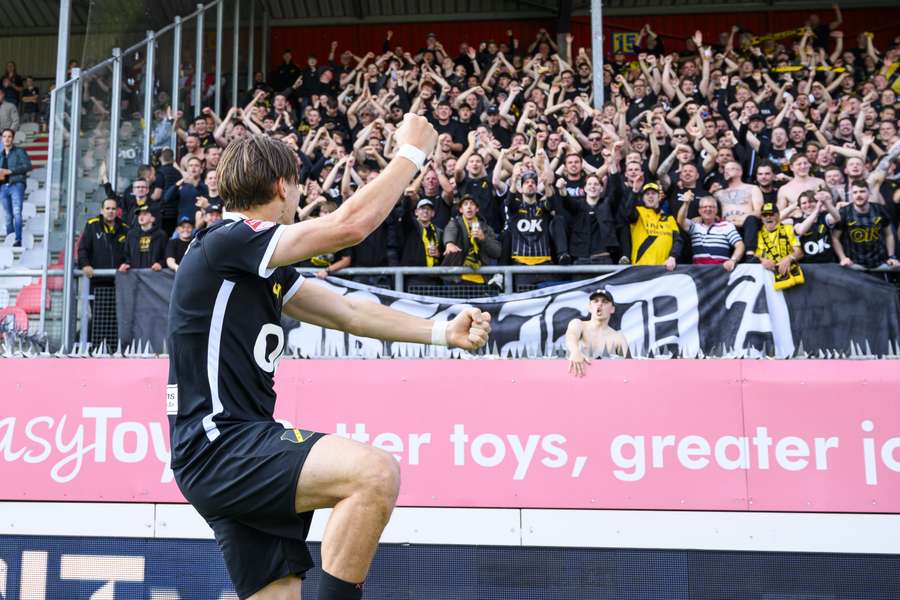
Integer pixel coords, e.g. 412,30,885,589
87,217,99,224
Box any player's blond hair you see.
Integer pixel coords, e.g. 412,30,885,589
217,134,299,211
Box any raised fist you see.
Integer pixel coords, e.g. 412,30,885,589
395,114,438,156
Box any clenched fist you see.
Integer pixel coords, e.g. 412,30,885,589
446,307,492,351
395,113,438,157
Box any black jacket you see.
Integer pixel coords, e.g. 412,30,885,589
78,216,128,269
123,226,167,268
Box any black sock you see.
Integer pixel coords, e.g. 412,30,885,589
317,570,363,600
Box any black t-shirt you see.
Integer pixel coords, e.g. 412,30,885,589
167,217,302,466
166,237,192,266
797,213,836,263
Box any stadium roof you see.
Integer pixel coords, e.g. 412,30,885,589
1,0,894,35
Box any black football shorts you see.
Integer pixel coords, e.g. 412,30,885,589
173,420,326,599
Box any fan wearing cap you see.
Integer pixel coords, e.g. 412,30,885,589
623,181,682,269
565,288,629,376
399,198,444,286
119,204,167,272
756,201,803,278
166,216,195,272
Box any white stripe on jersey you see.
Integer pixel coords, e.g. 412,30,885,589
283,275,305,304
259,225,286,278
202,280,235,442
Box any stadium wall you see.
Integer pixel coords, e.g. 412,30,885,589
2,359,899,597
271,7,900,66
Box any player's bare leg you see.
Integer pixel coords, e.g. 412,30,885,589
295,435,401,597
248,575,301,599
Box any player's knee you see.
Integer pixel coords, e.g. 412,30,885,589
359,448,401,505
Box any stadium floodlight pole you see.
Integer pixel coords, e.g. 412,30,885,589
214,0,224,115
171,17,182,152
109,48,123,188
194,3,204,118
55,0,71,87
247,0,255,91
61,81,82,352
232,0,240,107
591,0,605,109
143,31,156,164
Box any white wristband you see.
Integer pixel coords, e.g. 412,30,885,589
397,144,427,171
430,320,448,347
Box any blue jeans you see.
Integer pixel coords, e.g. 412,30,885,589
0,182,25,243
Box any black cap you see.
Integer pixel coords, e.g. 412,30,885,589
748,113,766,122
760,202,777,215
135,204,150,214
589,288,614,303
521,170,539,182
486,106,500,115
177,216,193,226
205,202,222,213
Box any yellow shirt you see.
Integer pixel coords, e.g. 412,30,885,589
630,206,679,265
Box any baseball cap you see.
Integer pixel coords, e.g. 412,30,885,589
642,182,662,194
205,202,222,213
760,202,777,215
748,113,766,123
485,105,500,115
589,288,614,303
416,199,435,209
135,204,150,213
521,170,539,182
177,216,193,225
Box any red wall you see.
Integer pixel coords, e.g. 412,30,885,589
270,8,899,68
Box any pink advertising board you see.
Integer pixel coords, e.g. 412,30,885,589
1,359,898,512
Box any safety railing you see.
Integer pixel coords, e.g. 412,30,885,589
39,0,266,353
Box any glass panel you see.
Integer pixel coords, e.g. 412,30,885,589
115,45,147,190
152,27,177,155
43,81,76,351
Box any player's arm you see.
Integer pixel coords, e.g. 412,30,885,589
284,278,491,351
268,115,438,267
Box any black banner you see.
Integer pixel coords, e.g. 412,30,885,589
114,265,900,358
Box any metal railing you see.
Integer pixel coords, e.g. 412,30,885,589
37,0,271,352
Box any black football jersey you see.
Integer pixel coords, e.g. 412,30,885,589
167,215,302,467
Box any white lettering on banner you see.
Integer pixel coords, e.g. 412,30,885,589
334,423,433,465
60,554,144,600
20,551,47,600
862,420,900,485
450,424,573,481
610,427,843,482
0,408,173,486
496,296,551,357
606,274,701,356
725,265,794,358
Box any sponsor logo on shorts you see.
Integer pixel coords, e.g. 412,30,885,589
281,428,315,444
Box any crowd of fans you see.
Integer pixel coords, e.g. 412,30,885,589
74,9,900,296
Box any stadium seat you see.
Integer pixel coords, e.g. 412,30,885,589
0,276,32,289
0,288,8,308
18,248,45,269
0,248,12,269
27,188,46,206
25,214,47,235
22,202,36,220
0,306,29,332
19,123,39,137
31,168,47,181
13,130,27,145
15,282,51,314
25,178,39,193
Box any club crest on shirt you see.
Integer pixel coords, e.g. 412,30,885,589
244,219,276,232
281,428,315,444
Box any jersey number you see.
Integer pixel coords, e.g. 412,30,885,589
253,324,285,373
